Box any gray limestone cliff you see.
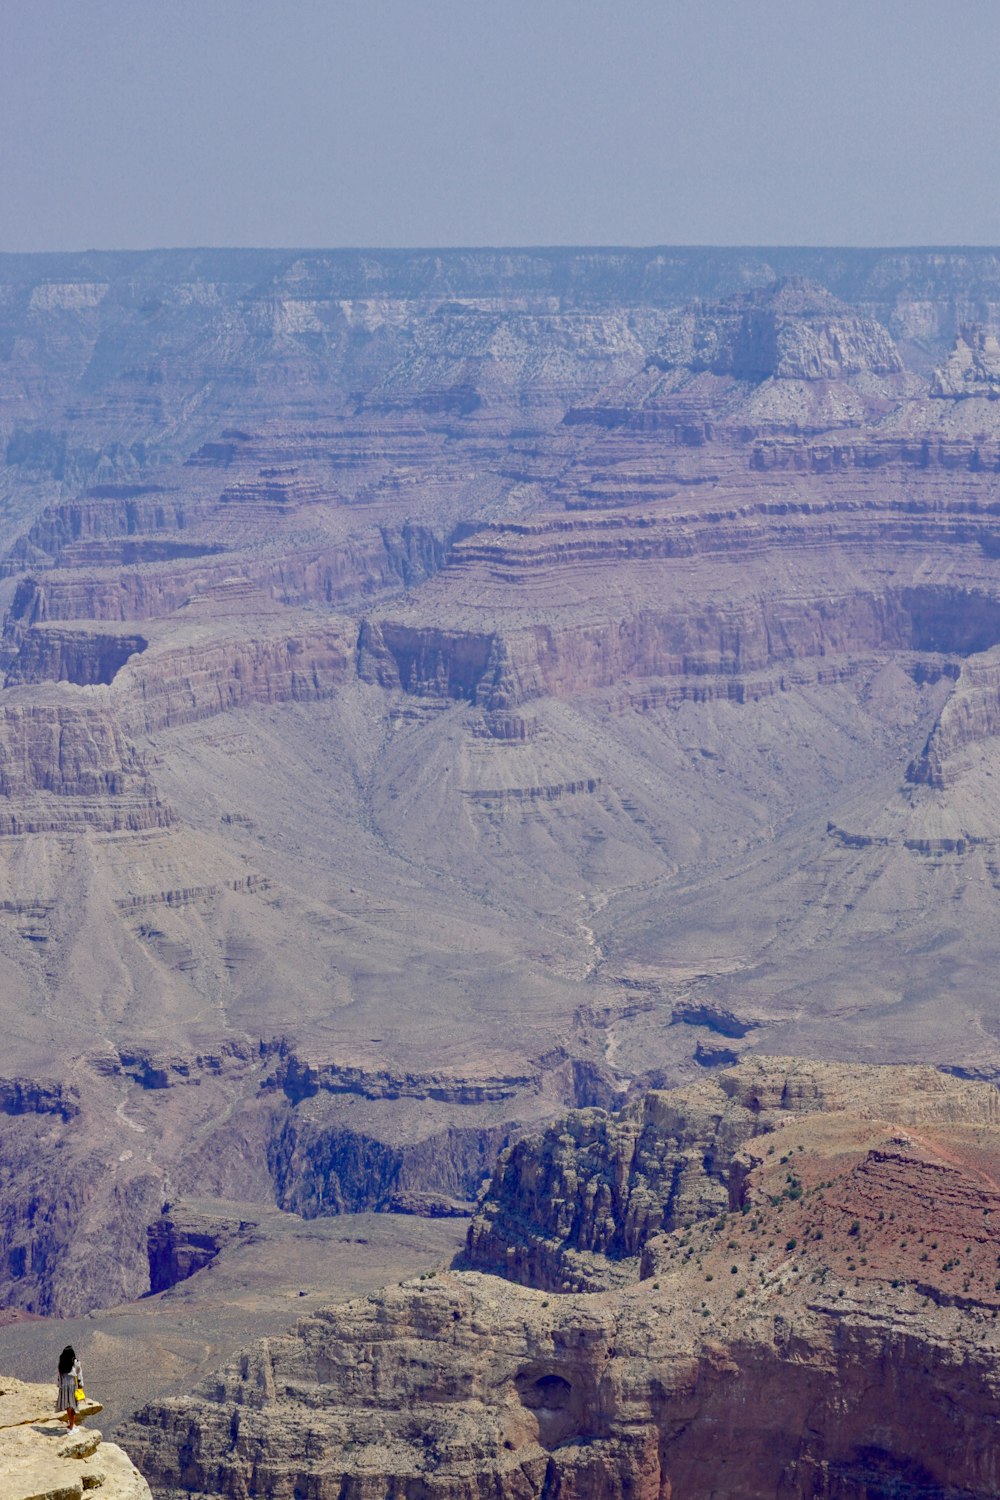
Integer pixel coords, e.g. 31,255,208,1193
650,276,903,381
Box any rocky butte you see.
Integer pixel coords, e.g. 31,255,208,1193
3,247,1000,1490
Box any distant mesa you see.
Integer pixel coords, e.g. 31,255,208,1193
648,276,903,382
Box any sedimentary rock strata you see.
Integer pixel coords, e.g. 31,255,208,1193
931,326,1000,398
648,276,905,384
465,1081,763,1291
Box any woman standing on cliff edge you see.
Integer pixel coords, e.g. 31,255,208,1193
57,1344,83,1428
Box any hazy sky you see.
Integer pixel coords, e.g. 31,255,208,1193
4,0,1000,251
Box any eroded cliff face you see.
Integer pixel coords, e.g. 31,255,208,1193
123,1060,1000,1500
464,1058,1000,1290
0,1038,543,1316
931,326,1000,398
649,276,904,384
465,1083,764,1290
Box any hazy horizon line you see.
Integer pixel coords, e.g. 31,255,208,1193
6,242,1000,258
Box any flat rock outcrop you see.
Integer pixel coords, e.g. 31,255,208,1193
0,1378,150,1499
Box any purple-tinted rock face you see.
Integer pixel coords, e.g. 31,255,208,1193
652,277,904,381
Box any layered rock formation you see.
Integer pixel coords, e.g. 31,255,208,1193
931,326,1000,398
0,1039,544,1316
124,1060,1000,1499
465,1083,763,1290
648,276,904,383
147,1203,258,1295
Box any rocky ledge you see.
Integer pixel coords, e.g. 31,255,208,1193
0,1378,150,1499
124,1058,1000,1499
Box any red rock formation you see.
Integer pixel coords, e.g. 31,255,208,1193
114,616,357,734
4,625,148,687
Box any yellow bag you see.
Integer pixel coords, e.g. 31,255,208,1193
75,1386,85,1403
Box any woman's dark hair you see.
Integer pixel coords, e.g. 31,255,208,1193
58,1346,76,1375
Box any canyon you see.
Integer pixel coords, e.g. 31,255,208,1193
4,246,1000,1492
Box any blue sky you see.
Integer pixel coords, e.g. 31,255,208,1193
4,0,1000,250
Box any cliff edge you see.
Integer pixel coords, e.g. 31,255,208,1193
0,1378,151,1500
